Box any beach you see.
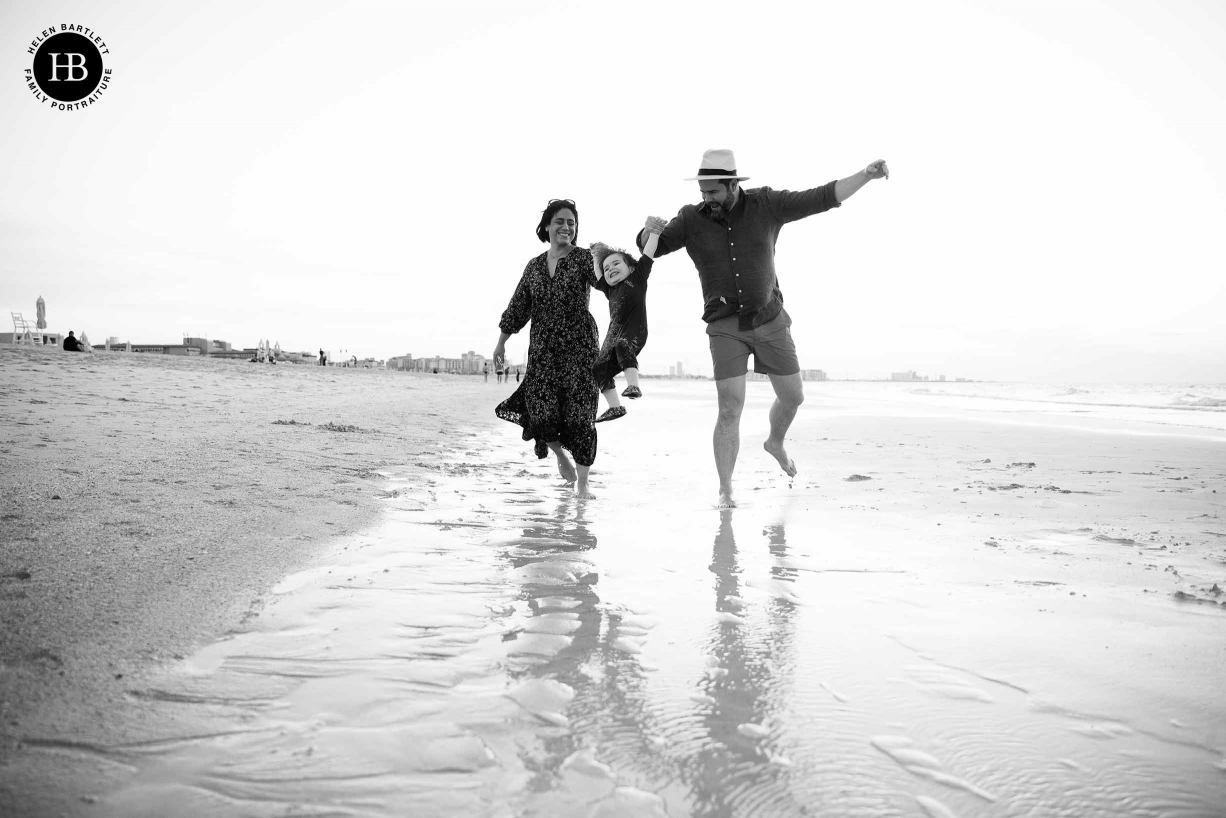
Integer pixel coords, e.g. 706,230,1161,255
1,347,1224,817
0,347,502,814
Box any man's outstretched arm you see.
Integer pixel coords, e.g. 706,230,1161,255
835,160,889,203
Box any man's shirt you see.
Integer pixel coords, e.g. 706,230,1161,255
643,181,840,330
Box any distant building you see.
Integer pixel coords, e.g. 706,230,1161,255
460,350,487,374
1,332,63,346
669,366,676,377
891,371,920,382
127,343,200,355
800,369,827,381
183,337,235,355
676,361,684,377
391,352,486,374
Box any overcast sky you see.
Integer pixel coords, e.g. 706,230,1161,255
3,0,1223,381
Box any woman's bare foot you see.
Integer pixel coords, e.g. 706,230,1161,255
716,488,736,509
576,465,594,499
763,439,797,478
547,442,577,483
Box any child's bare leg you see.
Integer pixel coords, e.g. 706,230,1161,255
624,367,640,389
602,387,622,409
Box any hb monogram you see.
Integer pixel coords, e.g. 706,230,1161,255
47,53,89,82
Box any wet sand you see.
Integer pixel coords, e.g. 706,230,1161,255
0,347,505,815
2,352,1225,816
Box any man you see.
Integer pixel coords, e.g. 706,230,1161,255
641,149,889,508
62,330,84,352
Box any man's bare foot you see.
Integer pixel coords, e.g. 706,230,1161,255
763,439,797,478
716,489,737,509
554,452,577,483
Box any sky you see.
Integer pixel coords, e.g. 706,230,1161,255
2,0,1224,382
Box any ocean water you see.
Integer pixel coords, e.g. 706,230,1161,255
90,381,1226,817
801,380,1226,437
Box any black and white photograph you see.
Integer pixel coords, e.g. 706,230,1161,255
2,1,1224,815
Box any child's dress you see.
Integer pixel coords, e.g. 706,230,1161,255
592,256,652,391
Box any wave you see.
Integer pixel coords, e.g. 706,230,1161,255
1174,396,1226,408
890,382,1226,417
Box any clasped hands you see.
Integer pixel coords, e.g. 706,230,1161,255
588,217,665,256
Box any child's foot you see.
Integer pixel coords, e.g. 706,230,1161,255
595,406,627,423
621,385,642,399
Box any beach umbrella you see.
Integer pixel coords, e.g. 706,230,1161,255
36,296,46,330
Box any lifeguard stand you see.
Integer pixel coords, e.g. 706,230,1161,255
11,312,35,345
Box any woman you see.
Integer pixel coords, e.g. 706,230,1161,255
494,199,600,498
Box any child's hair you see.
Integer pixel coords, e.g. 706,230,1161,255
593,246,638,275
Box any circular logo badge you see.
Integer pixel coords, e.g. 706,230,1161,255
23,25,113,110
33,32,104,101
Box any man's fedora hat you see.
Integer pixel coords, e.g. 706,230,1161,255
685,148,750,182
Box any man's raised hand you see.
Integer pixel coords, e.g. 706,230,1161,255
865,160,890,180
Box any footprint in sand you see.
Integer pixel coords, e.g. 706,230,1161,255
916,795,959,818
505,679,574,727
610,637,644,655
737,723,770,739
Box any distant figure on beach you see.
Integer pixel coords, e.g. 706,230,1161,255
515,368,520,383
494,199,599,498
319,349,326,366
588,229,661,423
62,331,84,352
641,149,889,508
484,362,490,382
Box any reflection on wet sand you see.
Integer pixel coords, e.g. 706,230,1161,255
73,418,1226,818
687,513,802,816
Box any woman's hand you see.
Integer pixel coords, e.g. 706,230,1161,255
492,343,506,369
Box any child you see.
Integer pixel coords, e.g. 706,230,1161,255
589,228,661,422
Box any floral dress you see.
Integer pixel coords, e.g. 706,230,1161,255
495,247,599,467
593,255,652,391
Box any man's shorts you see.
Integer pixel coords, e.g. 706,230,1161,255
705,308,800,381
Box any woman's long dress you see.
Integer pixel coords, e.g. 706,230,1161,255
495,247,599,467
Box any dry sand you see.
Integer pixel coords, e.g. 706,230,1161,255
0,346,504,814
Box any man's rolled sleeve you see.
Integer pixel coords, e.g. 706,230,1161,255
767,180,841,224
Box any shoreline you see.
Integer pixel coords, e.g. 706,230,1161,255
0,347,506,813
2,348,1224,815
